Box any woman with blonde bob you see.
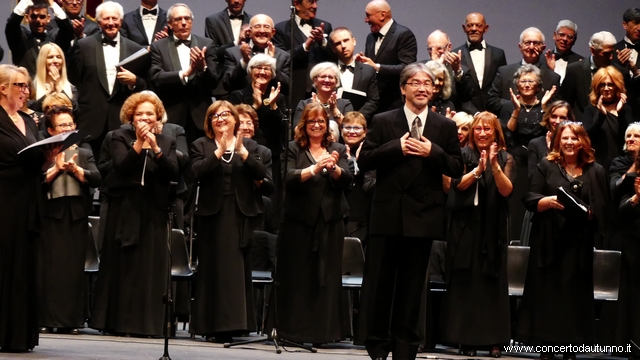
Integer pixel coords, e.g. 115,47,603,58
89,92,179,337
518,122,610,360
442,112,514,357
31,43,76,113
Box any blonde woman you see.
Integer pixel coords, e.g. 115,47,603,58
31,43,76,113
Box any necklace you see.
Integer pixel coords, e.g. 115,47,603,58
521,102,536,112
565,164,581,177
8,113,20,122
221,150,234,163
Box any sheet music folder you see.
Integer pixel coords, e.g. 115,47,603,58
18,130,85,156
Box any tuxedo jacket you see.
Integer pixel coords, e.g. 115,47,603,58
453,42,507,114
191,136,266,217
614,40,640,119
222,45,291,93
557,49,584,64
486,61,561,115
359,108,463,238
273,17,335,108
283,141,352,226
204,8,252,61
121,7,168,46
6,13,74,77
256,144,274,197
68,32,147,141
340,62,380,121
364,21,417,112
149,35,218,130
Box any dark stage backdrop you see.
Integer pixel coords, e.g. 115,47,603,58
0,0,634,67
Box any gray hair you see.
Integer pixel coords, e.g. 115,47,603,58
556,20,578,35
246,54,277,80
399,62,435,87
167,3,194,22
589,31,617,51
519,27,545,43
309,62,341,88
424,60,452,100
624,122,640,151
95,1,124,21
513,64,542,86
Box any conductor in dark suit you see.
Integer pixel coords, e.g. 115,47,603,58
121,0,168,46
273,0,334,109
486,27,561,115
204,0,251,62
358,63,463,360
330,27,379,122
68,1,147,158
356,0,417,113
149,3,217,144
47,0,100,42
453,12,507,115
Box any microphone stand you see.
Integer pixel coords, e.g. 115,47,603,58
159,182,178,360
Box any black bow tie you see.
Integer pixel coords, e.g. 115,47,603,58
33,32,47,42
101,37,117,47
372,32,384,41
252,46,265,55
229,13,244,20
300,18,313,27
554,51,569,61
340,64,354,72
176,39,191,47
626,41,640,52
142,8,157,16
468,42,483,51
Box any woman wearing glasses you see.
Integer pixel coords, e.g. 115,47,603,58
190,100,266,343
517,121,610,359
89,92,179,337
39,106,100,335
441,112,513,357
583,66,633,172
293,62,354,130
274,102,352,345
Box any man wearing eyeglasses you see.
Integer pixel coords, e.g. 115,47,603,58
5,0,73,77
358,63,462,360
149,3,217,144
221,14,290,94
47,0,101,43
486,27,561,115
121,0,168,46
544,20,584,83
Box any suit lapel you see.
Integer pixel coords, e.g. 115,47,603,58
168,37,182,71
481,46,492,88
422,111,442,141
581,60,592,96
111,40,131,98
153,9,167,35
365,33,375,58
352,62,363,88
94,35,109,94
392,108,410,139
222,13,234,42
289,22,306,47
374,22,395,61
132,11,149,44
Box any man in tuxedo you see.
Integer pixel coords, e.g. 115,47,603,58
5,0,73,77
614,8,640,119
330,27,379,122
222,14,290,94
149,3,217,144
68,1,147,156
273,0,334,109
358,63,463,360
356,0,417,113
561,31,621,119
48,0,100,42
544,20,584,83
453,12,507,115
121,0,168,46
486,27,561,115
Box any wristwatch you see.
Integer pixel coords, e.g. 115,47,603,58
263,98,270,106
472,168,482,179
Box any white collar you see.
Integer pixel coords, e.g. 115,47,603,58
378,18,394,37
140,5,159,16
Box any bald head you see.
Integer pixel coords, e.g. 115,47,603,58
365,0,392,33
249,14,276,47
427,30,451,61
463,12,488,44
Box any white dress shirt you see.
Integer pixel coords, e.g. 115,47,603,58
229,10,243,44
103,33,121,95
175,35,192,83
338,60,356,90
140,5,159,43
375,19,393,55
403,105,427,137
468,40,486,88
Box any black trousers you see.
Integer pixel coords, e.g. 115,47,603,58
361,235,433,360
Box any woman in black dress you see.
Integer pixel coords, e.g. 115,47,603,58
275,102,352,344
425,60,455,116
39,106,101,335
190,100,266,342
583,66,633,173
89,92,179,337
517,122,610,360
442,112,514,357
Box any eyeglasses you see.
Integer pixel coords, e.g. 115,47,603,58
473,126,493,134
55,122,76,129
252,65,272,73
518,79,538,85
210,111,231,121
29,14,48,20
405,80,433,89
598,82,616,89
252,24,272,31
64,0,83,4
342,125,364,133
12,83,30,92
555,31,575,41
307,119,326,125
521,40,544,47
316,74,336,80
170,16,192,23
426,44,450,53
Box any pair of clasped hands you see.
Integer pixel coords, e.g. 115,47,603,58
400,133,432,157
314,151,340,174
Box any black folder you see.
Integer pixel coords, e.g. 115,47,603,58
557,186,589,223
116,48,151,76
18,130,86,157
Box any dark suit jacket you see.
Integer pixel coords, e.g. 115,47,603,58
256,144,274,197
5,13,73,77
359,108,463,238
364,21,417,112
293,98,353,128
486,61,561,115
556,49,584,64
48,13,100,41
121,7,168,46
204,8,252,61
453,42,507,114
284,141,352,225
68,32,147,141
273,17,335,108
340,62,379,121
222,45,291,93
0,44,3,61
191,136,266,217
149,35,217,131
614,40,640,119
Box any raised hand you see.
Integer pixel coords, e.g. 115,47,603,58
70,18,85,39
477,149,487,173
62,153,79,173
154,26,169,41
116,67,137,86
617,48,634,66
355,52,376,68
444,107,456,119
444,50,462,72
400,132,411,155
544,49,556,71
355,142,364,160
268,82,281,109
311,92,320,104
489,142,499,168
240,41,252,62
541,85,556,108
617,93,628,113
235,132,246,153
238,24,251,45
252,84,263,108
49,64,60,83
509,88,521,111
596,95,607,115
267,41,276,58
